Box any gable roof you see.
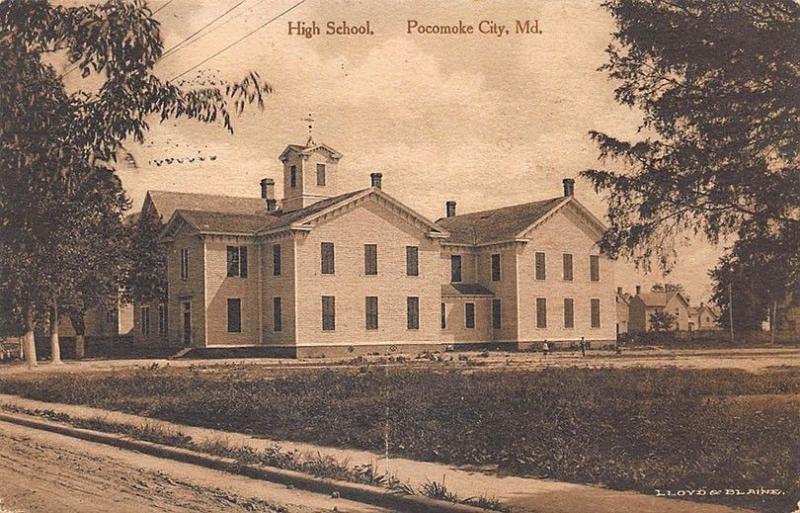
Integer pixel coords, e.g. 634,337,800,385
162,187,446,239
436,198,564,245
146,190,267,222
172,210,272,235
435,196,596,245
637,291,690,308
278,142,342,161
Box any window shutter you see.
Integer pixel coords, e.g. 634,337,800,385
366,296,379,330
321,243,335,274
407,297,420,329
564,298,574,328
322,296,336,330
406,246,419,276
535,252,546,280
465,303,476,329
590,255,600,282
563,254,573,281
364,244,378,275
240,246,248,278
536,298,547,328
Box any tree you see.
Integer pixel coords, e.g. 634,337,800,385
124,206,167,306
0,0,271,366
710,220,800,332
649,310,677,332
581,1,800,279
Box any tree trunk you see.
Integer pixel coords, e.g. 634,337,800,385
22,306,37,368
49,299,62,364
70,311,86,359
75,335,85,359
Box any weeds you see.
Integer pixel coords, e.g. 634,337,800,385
1,366,798,512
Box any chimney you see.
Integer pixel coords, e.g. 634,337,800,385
370,172,382,189
446,201,456,218
563,178,575,197
635,285,641,296
260,178,277,212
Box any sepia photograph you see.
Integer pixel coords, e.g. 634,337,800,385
0,1,798,512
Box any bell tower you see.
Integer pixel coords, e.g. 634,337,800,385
278,115,343,212
278,141,342,212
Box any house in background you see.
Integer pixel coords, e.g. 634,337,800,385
151,137,616,357
688,303,721,331
628,286,691,332
615,287,631,336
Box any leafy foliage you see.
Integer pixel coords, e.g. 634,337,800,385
0,0,271,358
648,310,676,332
581,1,800,275
124,206,167,304
710,222,800,330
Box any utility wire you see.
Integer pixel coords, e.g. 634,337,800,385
170,0,305,81
152,0,176,15
159,0,252,60
161,0,276,62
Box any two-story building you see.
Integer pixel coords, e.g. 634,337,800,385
149,139,616,356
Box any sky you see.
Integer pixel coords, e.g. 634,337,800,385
63,0,726,302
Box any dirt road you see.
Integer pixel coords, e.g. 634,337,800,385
0,420,392,513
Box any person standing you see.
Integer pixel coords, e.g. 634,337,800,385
542,340,549,357
580,337,586,357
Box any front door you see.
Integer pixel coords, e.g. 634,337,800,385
181,301,191,346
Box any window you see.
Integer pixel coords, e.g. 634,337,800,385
158,303,168,336
465,303,476,329
180,248,189,281
140,306,151,336
227,246,248,278
562,254,573,281
316,163,326,186
536,298,547,328
492,299,502,329
535,252,546,280
273,297,282,332
440,302,446,329
273,244,282,276
322,296,336,331
563,298,574,329
321,242,335,274
364,244,378,275
290,165,297,188
106,310,114,323
366,296,379,330
450,255,462,283
407,297,420,330
227,298,242,333
590,255,600,282
591,298,601,328
406,246,419,276
491,254,501,281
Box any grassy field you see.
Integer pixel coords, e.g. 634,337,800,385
1,365,798,512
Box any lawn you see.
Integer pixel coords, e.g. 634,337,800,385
1,365,798,512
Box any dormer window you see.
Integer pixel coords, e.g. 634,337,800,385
290,165,297,188
316,163,326,186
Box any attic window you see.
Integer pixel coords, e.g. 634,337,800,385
290,165,297,188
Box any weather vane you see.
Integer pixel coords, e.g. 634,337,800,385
302,113,315,146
